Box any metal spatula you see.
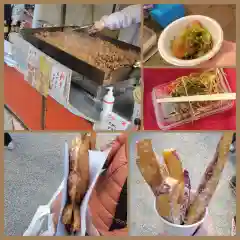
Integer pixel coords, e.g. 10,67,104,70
72,24,93,32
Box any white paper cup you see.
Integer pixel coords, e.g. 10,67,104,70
154,198,208,236
158,15,223,67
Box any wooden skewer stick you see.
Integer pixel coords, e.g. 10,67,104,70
156,93,236,103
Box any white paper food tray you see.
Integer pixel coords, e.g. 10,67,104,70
56,141,109,236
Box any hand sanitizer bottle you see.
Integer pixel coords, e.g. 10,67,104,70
100,87,115,122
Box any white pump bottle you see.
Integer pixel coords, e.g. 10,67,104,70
100,87,115,122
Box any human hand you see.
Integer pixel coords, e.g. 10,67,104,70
199,40,236,67
100,133,128,151
143,4,154,10
88,20,105,35
100,133,127,157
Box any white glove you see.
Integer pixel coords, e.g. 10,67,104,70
89,4,141,34
88,19,105,34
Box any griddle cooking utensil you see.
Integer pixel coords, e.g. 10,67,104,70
72,24,93,31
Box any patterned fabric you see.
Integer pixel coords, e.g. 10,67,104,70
109,178,127,231
88,134,128,235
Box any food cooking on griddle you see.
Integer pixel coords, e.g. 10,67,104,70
171,20,213,60
35,30,138,77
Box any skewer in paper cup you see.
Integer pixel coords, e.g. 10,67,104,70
158,15,223,67
153,198,208,236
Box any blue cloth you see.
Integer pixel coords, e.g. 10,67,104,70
150,4,185,28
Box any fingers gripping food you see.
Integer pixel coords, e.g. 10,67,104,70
61,133,96,234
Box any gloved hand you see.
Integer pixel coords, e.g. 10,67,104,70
88,19,105,35
143,4,154,19
143,4,154,10
89,5,141,35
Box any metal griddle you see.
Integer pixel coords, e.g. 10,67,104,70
20,26,140,86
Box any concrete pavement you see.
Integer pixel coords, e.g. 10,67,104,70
4,133,77,236
4,132,117,236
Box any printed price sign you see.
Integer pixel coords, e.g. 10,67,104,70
26,46,71,102
102,112,131,131
49,64,72,104
35,55,52,97
26,47,39,87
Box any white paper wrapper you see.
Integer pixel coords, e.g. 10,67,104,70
56,142,110,236
23,180,64,236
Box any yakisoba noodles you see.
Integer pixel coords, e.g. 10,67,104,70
171,21,213,60
164,69,228,119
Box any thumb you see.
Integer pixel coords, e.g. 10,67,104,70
89,20,104,34
94,20,105,31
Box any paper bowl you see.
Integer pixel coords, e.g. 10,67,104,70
154,198,208,236
158,15,223,67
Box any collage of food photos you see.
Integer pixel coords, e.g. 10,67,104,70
4,3,236,237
